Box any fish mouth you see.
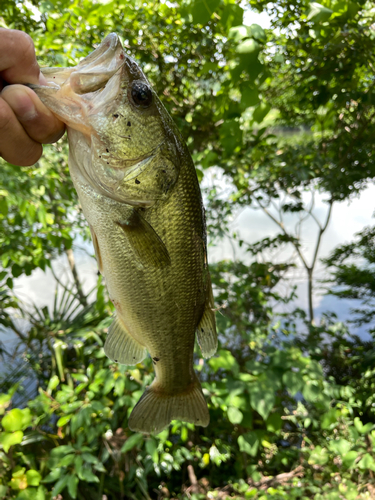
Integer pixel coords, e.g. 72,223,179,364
26,33,132,135
40,33,127,95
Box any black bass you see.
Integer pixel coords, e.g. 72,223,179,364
30,33,217,434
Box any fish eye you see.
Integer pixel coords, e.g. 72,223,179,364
130,81,153,108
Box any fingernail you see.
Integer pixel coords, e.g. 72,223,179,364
2,87,38,121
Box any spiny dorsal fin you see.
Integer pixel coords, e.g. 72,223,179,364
116,208,171,268
104,314,147,365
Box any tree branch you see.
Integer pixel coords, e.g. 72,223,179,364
257,198,310,271
65,248,88,307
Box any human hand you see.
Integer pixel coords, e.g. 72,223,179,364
0,28,65,166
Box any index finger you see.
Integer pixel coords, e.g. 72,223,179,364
0,28,42,86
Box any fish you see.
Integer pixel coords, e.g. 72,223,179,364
29,33,217,434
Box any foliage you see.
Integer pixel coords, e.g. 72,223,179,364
323,225,375,328
2,277,375,499
1,0,375,499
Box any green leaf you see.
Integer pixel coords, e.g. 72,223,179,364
12,264,23,278
227,407,243,424
191,0,221,25
50,445,75,456
306,2,333,23
80,452,98,464
358,453,375,471
249,378,276,420
0,430,23,452
246,24,266,43
10,468,27,490
238,432,259,457
146,437,159,464
252,103,271,124
50,475,69,498
302,380,321,402
2,408,31,432
236,39,260,56
57,415,72,427
35,486,45,500
218,119,243,156
342,450,358,469
59,454,75,467
321,408,340,430
79,466,99,483
15,488,45,500
241,86,259,108
74,455,83,475
282,371,304,396
221,4,243,29
0,485,7,499
354,417,373,434
209,350,239,374
37,205,47,226
121,433,143,453
42,468,62,483
228,25,248,42
67,475,78,499
266,413,282,433
181,425,188,442
26,470,42,487
0,393,11,415
328,438,351,457
0,197,8,218
47,375,60,393
308,446,329,465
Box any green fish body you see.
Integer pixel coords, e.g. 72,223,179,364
31,34,217,433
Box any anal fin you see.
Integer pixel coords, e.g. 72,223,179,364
104,315,147,365
196,276,217,358
116,208,171,268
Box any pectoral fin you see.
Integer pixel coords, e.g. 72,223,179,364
196,276,217,358
89,224,103,274
116,209,171,268
104,315,147,365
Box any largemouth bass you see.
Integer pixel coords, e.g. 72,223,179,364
30,33,217,434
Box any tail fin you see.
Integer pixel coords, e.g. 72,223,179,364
128,376,209,434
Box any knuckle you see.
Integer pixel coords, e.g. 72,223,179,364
17,143,42,166
17,32,35,57
19,42,37,71
0,99,13,133
44,124,66,144
7,31,38,77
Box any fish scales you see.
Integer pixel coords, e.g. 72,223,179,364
29,33,217,434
